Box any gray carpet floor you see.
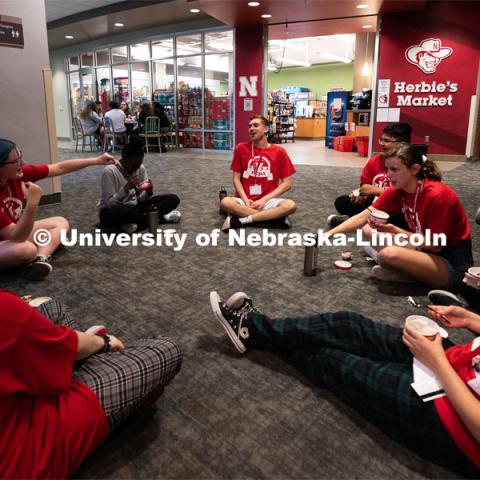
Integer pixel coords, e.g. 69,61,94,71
2,147,479,479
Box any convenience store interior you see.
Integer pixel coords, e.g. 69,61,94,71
266,18,376,160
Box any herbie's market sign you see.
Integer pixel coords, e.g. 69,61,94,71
394,80,457,107
379,38,458,108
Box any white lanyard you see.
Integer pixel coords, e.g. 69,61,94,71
250,142,269,185
403,180,424,233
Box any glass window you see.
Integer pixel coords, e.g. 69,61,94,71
130,42,150,61
68,55,79,70
205,132,232,150
96,49,110,66
176,34,202,56
69,71,81,118
112,64,129,105
152,38,174,59
205,31,233,53
204,53,232,131
96,67,111,112
81,52,94,67
179,131,203,149
80,69,95,106
153,58,176,127
177,56,202,130
111,45,128,64
131,61,151,110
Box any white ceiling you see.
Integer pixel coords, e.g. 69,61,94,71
269,34,359,69
45,0,129,23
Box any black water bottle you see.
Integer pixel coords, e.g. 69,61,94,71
147,204,159,234
304,235,319,276
219,186,227,215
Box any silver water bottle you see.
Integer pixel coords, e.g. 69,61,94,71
148,204,159,234
304,235,319,276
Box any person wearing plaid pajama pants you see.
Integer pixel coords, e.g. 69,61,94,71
0,290,182,479
210,291,480,477
35,298,182,431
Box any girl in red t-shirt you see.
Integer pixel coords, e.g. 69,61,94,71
327,143,473,288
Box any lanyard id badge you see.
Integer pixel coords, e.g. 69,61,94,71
250,184,262,196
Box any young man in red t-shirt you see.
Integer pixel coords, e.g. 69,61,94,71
0,138,115,279
327,123,412,228
220,116,297,231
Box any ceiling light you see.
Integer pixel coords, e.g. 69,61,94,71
65,35,74,39
190,8,200,13
362,25,373,29
261,14,272,18
356,3,368,8
280,57,311,67
248,1,260,6
319,52,352,63
114,22,124,27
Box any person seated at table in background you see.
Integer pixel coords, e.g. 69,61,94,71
0,138,115,280
95,100,104,119
79,102,104,144
153,102,172,132
327,122,412,229
104,100,127,134
326,143,473,287
98,136,181,234
137,103,154,133
220,115,297,231
209,290,480,478
120,100,133,117
0,290,182,479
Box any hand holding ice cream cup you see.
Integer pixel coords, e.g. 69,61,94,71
405,315,446,340
368,208,390,228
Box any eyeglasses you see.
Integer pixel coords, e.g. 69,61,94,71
378,137,396,145
2,149,22,166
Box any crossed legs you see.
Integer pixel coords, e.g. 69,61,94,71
221,196,297,223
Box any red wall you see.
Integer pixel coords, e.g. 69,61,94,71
375,2,480,155
235,26,264,144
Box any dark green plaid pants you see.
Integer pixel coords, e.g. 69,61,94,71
245,310,479,477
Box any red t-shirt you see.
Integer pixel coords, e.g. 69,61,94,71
360,154,391,189
0,290,109,479
0,164,49,237
434,337,480,469
230,142,296,201
373,179,470,246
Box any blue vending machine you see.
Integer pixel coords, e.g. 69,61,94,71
325,90,349,148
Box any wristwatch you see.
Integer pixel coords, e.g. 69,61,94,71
98,334,111,353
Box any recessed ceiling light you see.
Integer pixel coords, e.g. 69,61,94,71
190,8,200,13
362,24,373,28
248,1,260,6
114,22,124,27
357,3,368,8
261,13,272,18
65,35,74,39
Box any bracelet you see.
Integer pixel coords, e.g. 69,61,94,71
98,334,111,353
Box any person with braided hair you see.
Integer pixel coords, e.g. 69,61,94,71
327,143,473,288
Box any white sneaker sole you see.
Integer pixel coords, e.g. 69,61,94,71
209,291,246,354
428,289,465,306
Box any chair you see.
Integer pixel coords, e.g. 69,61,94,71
139,116,162,154
160,129,177,151
412,143,429,156
103,116,127,152
73,117,99,152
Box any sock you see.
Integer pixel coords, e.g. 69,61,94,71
239,216,253,225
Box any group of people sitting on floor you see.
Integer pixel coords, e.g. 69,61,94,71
1,114,480,477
